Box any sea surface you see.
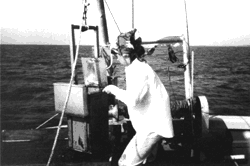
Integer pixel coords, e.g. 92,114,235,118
1,45,250,130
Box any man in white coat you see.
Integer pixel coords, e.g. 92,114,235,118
103,29,174,166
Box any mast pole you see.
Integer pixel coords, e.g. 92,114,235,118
96,0,109,46
183,0,192,99
183,1,195,158
182,38,191,99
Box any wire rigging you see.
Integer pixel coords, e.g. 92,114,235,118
104,0,121,34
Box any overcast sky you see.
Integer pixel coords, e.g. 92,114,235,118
1,0,250,46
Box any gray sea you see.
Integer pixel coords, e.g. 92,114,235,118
1,45,250,130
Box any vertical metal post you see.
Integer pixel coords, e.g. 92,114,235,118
182,38,192,99
96,0,109,46
94,26,100,58
69,24,78,84
183,0,192,99
191,51,194,97
182,36,194,159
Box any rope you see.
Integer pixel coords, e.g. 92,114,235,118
46,2,86,165
104,0,121,33
35,113,59,129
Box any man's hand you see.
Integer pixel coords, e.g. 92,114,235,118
102,85,119,95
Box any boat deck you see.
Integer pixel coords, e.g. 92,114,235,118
2,115,250,166
1,141,238,166
1,128,241,166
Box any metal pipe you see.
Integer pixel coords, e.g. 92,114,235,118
70,24,78,84
72,25,97,31
191,51,194,98
182,37,192,99
142,36,183,45
95,26,100,58
183,0,192,99
96,0,109,46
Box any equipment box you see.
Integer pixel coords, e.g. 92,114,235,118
54,83,109,154
67,86,109,154
53,83,88,118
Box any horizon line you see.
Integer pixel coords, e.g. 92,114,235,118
1,43,249,47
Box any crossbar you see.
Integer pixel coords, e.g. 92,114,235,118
72,25,97,32
142,36,183,45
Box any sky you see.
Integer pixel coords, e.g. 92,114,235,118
1,0,250,46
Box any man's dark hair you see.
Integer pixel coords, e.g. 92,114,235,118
116,29,146,62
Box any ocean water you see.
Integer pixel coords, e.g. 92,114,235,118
1,45,250,130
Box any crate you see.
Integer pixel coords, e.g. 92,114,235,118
53,83,88,118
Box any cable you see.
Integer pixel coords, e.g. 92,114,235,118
46,2,86,165
104,0,121,33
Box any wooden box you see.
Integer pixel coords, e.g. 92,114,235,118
53,83,88,118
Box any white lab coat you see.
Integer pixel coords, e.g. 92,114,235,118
113,59,174,138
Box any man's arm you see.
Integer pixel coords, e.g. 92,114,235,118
103,76,149,107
